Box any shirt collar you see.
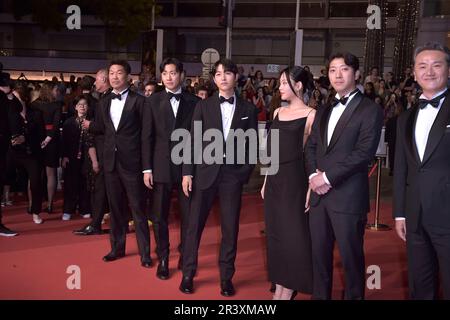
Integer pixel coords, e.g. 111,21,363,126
112,87,130,95
166,87,182,95
335,88,359,100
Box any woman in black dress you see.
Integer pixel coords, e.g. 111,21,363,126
261,66,316,300
31,83,62,213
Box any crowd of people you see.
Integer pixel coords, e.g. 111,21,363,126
0,41,449,300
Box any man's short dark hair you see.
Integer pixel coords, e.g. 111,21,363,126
414,42,450,66
160,57,184,74
109,60,131,75
327,52,360,73
211,58,238,76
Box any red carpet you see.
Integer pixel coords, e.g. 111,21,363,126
0,193,408,300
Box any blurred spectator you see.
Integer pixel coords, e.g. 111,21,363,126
384,71,397,91
253,70,265,89
144,81,157,97
196,85,209,100
377,79,389,101
364,82,376,100
253,87,267,121
364,66,381,87
384,93,400,121
318,68,330,89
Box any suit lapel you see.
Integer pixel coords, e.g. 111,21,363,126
320,104,333,149
421,93,450,165
175,91,186,129
116,91,136,132
161,91,175,133
406,105,421,165
105,98,115,131
229,97,243,131
212,93,225,137
327,92,363,152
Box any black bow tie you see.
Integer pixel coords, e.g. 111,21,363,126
418,92,447,109
331,89,359,107
219,96,235,104
168,92,182,101
111,89,129,101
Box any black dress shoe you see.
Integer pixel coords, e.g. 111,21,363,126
290,291,298,300
141,258,153,268
220,280,235,297
269,282,276,293
45,205,53,214
73,225,102,236
157,258,169,280
179,276,194,294
102,252,125,262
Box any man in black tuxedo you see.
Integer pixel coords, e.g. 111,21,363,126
179,59,258,296
144,58,199,279
393,42,450,299
83,60,152,267
304,52,383,300
0,72,23,236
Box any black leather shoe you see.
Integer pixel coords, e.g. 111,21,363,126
73,225,102,236
179,276,194,294
102,252,125,262
220,280,235,297
157,258,169,280
291,291,298,300
269,282,276,293
141,257,153,268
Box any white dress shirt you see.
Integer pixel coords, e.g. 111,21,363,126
219,95,236,140
166,88,182,118
327,90,359,146
311,90,359,186
415,88,447,161
396,88,447,222
110,88,129,131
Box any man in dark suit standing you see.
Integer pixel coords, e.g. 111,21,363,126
304,52,383,300
83,60,152,268
0,72,23,236
393,42,450,299
144,58,199,280
178,59,258,296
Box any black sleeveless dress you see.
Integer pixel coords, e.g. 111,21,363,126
264,114,313,293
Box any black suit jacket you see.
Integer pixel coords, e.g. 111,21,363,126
146,90,199,184
0,92,22,154
304,92,383,214
92,90,151,173
182,93,258,190
393,91,450,230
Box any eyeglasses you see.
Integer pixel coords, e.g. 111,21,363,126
76,103,88,107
